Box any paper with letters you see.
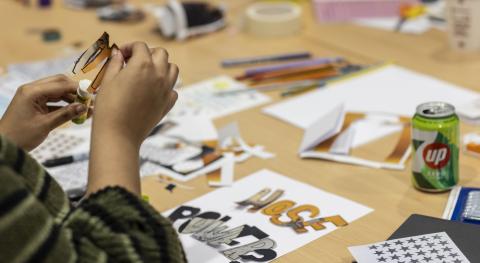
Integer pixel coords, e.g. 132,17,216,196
349,232,470,263
165,169,373,263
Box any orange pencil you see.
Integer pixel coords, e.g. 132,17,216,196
249,70,338,86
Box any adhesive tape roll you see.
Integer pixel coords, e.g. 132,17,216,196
245,2,302,37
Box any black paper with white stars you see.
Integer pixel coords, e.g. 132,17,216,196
349,232,470,263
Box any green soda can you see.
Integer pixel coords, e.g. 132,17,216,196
412,102,459,192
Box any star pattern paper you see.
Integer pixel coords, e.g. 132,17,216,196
349,232,470,263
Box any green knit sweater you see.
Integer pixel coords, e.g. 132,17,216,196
0,136,187,263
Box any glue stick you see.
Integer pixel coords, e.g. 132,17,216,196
72,79,92,124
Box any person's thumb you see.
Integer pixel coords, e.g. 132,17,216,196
45,103,87,130
102,48,124,84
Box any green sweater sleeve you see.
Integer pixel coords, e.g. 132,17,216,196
0,136,186,263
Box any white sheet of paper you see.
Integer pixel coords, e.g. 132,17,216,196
349,232,470,263
354,16,435,35
263,65,480,146
168,76,271,120
164,169,373,263
298,103,345,153
165,116,218,141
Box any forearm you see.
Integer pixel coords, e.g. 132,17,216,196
87,127,141,196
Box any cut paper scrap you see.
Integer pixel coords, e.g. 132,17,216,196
168,75,270,120
206,152,234,187
218,122,275,161
263,64,480,147
463,133,480,158
349,232,470,263
164,169,372,263
299,104,411,170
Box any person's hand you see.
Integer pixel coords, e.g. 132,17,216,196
87,42,178,195
92,42,179,146
0,75,87,151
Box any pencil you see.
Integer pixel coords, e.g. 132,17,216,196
249,64,336,82
221,51,312,68
249,70,339,86
237,57,345,79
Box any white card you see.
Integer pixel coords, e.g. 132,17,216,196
349,232,470,263
164,169,372,263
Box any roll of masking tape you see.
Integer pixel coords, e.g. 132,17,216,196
245,2,302,37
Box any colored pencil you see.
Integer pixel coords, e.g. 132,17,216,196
221,51,312,68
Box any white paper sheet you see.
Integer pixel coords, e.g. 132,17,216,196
263,65,480,146
164,169,373,263
349,232,470,263
354,16,437,35
168,76,271,119
165,116,218,142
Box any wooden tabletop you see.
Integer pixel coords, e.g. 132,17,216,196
1,1,480,262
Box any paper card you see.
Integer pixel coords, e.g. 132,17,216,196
299,103,345,153
164,169,373,263
349,232,470,263
168,76,270,120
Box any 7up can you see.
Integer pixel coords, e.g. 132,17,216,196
412,102,459,192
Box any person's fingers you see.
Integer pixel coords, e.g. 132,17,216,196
159,91,178,120
168,63,179,87
44,103,87,130
47,105,62,113
62,93,76,103
151,48,169,71
22,77,77,100
119,42,152,65
101,48,125,84
29,74,72,85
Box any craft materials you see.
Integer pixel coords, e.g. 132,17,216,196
395,3,426,32
446,0,480,51
168,76,270,119
221,52,312,68
280,83,325,97
151,0,225,40
298,104,411,170
390,214,480,262
42,152,89,167
312,0,419,22
463,133,480,157
349,232,470,263
165,169,372,263
239,57,344,80
97,4,145,22
72,79,92,124
263,64,479,145
215,79,325,96
412,102,459,192
31,129,89,164
42,28,61,42
244,1,302,37
70,32,118,124
443,186,480,225
157,175,195,190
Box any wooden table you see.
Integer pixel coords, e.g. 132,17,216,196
1,1,479,262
